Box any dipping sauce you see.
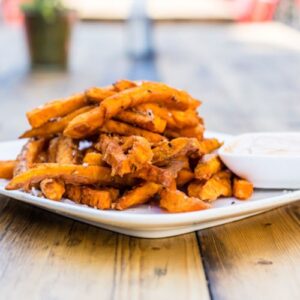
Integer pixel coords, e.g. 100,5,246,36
223,133,300,156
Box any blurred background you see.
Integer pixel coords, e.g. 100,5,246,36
0,0,300,140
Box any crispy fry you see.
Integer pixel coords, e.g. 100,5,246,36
133,163,174,187
56,136,79,164
102,82,200,120
152,137,200,165
194,154,222,180
100,120,165,144
64,82,200,137
40,179,65,201
64,105,105,138
165,124,204,141
113,79,137,92
176,169,194,187
6,164,134,190
14,138,45,177
27,93,87,128
66,185,119,209
98,135,153,176
233,178,253,200
83,152,104,165
0,160,16,179
116,182,161,210
98,135,131,176
160,189,210,213
86,80,137,103
115,110,167,133
47,137,59,162
21,106,93,138
188,171,232,202
199,138,222,155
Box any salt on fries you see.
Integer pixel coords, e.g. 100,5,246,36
0,80,253,213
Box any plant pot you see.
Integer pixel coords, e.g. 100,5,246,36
24,11,73,69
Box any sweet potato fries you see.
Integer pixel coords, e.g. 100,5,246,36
1,80,253,213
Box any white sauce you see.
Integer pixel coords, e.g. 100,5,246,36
225,134,300,156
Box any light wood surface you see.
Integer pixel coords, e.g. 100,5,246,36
0,22,299,299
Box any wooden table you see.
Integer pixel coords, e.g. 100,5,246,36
0,22,299,300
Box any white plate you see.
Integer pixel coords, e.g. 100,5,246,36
0,133,299,238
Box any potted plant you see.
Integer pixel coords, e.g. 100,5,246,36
21,0,74,69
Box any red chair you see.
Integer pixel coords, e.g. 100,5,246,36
235,0,280,22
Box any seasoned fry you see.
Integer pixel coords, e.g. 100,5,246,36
199,138,222,155
194,154,222,180
100,120,165,144
165,124,204,141
176,169,194,187
160,189,211,213
86,80,136,103
98,135,131,176
115,110,167,133
152,137,200,165
133,164,174,187
188,171,232,202
102,82,200,119
27,93,87,128
0,160,16,179
233,178,253,200
83,152,104,165
56,136,79,164
6,164,134,190
47,137,59,162
116,182,162,210
40,179,65,201
21,106,93,138
65,185,119,209
64,105,105,138
14,138,45,177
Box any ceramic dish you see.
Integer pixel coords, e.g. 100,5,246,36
0,132,299,238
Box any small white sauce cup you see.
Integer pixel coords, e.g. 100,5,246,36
218,132,300,189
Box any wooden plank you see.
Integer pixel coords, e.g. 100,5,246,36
0,198,210,300
198,202,300,300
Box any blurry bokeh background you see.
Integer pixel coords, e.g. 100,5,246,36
0,0,300,140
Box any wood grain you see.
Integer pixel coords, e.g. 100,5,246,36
198,202,300,300
0,198,209,300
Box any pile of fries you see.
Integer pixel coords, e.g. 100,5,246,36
0,80,253,212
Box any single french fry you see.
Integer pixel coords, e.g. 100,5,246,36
14,138,46,177
116,182,162,210
199,138,222,155
6,163,134,190
27,93,87,128
134,104,201,130
64,106,105,138
47,137,59,162
20,106,94,138
160,189,210,213
100,120,166,144
233,178,253,200
66,185,119,209
194,154,222,180
133,164,174,187
56,136,79,164
83,152,104,166
0,160,16,179
188,171,232,202
40,178,65,201
86,80,137,103
176,169,194,187
115,110,167,133
165,124,204,141
152,137,200,165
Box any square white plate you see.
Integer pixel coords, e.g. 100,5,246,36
0,132,299,238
